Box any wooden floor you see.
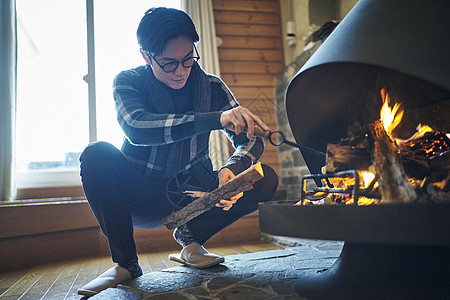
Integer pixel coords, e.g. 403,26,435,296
0,241,282,299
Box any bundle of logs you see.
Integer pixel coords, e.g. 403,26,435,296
324,120,450,204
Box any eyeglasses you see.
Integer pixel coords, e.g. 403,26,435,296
144,45,200,73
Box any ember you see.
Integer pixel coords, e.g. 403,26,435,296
300,88,450,206
399,127,450,158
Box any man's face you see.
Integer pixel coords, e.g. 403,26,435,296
142,35,194,90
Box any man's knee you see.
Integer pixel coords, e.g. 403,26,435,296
255,164,279,201
80,141,117,164
79,141,123,179
261,164,278,185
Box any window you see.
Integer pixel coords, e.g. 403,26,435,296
16,0,88,188
16,0,180,189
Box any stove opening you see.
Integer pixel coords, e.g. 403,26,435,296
299,88,450,206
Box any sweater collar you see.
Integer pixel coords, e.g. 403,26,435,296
144,62,210,114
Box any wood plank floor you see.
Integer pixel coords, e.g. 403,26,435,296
0,241,282,299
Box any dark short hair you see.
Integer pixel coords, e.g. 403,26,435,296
137,7,200,56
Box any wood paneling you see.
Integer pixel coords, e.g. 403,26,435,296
0,202,262,272
134,227,179,253
220,36,282,49
220,61,283,74
16,186,85,200
231,87,276,99
214,11,280,25
0,228,100,272
0,200,97,239
219,49,282,62
213,0,279,13
206,211,260,245
222,74,275,87
214,0,283,174
216,23,281,37
260,149,280,165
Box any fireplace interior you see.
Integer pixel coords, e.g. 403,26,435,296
260,0,450,298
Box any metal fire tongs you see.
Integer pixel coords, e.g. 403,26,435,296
253,126,381,205
181,127,328,200
253,126,336,189
254,127,326,157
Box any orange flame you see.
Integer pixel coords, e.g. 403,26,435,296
414,124,434,138
397,124,434,145
380,88,404,138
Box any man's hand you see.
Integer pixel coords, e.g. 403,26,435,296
215,168,244,211
220,106,269,139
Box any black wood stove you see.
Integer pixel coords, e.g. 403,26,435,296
259,0,450,299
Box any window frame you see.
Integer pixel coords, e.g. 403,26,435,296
15,0,97,197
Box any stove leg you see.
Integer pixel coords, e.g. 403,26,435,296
295,242,450,300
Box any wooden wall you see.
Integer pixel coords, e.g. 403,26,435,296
0,200,260,272
213,0,284,173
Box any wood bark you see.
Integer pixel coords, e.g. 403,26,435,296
369,120,417,203
325,144,371,172
399,131,450,181
162,163,264,230
430,151,450,181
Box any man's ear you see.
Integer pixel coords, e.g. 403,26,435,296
140,49,151,65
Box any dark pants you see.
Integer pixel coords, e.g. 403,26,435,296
79,141,278,268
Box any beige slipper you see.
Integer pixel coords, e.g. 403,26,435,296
169,243,224,269
77,265,131,296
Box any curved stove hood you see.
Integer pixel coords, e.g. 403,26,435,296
285,0,450,176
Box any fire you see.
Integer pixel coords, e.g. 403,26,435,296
414,124,434,138
314,170,379,206
380,88,404,137
301,88,450,207
362,171,376,188
378,89,449,158
397,124,434,145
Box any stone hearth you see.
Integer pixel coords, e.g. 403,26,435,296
89,239,343,299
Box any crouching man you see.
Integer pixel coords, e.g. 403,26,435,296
78,7,278,296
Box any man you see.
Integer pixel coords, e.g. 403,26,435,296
78,7,278,296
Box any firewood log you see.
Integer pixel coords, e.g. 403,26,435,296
430,151,450,181
325,144,371,172
399,131,450,181
369,120,417,203
162,162,264,230
444,172,450,192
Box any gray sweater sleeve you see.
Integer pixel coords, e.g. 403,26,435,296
221,130,265,175
209,76,265,175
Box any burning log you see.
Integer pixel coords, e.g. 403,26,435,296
305,88,449,206
444,172,450,192
399,130,450,159
399,130,450,181
326,144,371,172
413,172,450,204
369,120,417,203
425,180,450,203
430,152,450,180
400,150,450,182
162,162,264,230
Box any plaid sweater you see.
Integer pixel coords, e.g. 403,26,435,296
113,62,264,180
